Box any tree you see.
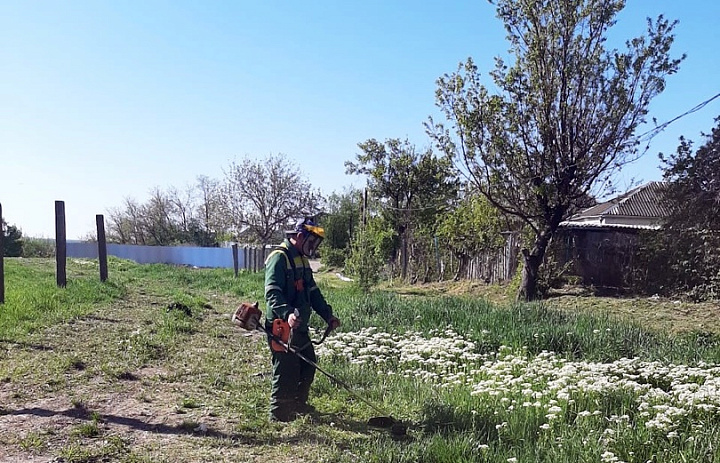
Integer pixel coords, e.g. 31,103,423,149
345,138,458,280
106,177,223,247
430,0,684,300
195,175,227,243
321,188,362,268
2,220,23,257
143,187,179,246
660,116,720,230
436,190,505,280
651,116,720,299
345,216,397,290
221,153,322,245
107,198,147,245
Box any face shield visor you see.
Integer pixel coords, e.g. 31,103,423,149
296,221,324,257
300,231,323,257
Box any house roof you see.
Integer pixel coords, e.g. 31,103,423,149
560,181,668,230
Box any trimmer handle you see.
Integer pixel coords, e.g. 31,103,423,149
288,308,301,348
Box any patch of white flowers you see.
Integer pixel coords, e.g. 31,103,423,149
318,326,486,386
318,326,720,446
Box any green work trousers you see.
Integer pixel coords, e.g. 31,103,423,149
269,331,316,421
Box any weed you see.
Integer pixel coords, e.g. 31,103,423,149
71,420,100,438
18,431,46,451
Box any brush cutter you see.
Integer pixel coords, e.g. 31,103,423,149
232,302,407,436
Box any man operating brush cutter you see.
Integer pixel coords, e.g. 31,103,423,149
260,218,340,422
233,301,408,437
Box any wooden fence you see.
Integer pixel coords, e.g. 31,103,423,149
461,232,521,283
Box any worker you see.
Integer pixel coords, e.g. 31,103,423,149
264,217,341,422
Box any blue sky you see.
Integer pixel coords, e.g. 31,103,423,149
1,1,718,239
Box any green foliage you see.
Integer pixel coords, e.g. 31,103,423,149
643,116,720,301
436,192,505,278
20,237,55,257
320,188,362,268
430,0,684,299
437,193,504,253
2,219,23,257
345,219,396,290
660,116,720,231
320,246,346,268
635,226,720,301
346,138,458,280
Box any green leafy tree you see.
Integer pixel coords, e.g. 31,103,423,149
436,191,505,280
650,116,720,299
321,188,362,268
345,138,458,280
430,0,684,300
345,217,397,290
660,116,720,230
2,219,23,257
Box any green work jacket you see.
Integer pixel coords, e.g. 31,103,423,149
264,239,333,333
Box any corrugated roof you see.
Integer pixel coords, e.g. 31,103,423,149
569,181,669,220
559,222,661,231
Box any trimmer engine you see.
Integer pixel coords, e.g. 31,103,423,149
232,301,262,331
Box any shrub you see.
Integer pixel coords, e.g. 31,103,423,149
22,238,55,258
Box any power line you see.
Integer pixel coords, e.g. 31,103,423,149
379,202,449,212
637,91,720,143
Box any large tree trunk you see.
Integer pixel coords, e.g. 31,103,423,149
454,255,468,281
518,249,542,301
517,231,553,301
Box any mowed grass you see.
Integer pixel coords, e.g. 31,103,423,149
1,257,720,462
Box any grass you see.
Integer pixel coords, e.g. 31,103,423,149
1,257,720,462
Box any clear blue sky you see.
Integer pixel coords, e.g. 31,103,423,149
1,0,718,239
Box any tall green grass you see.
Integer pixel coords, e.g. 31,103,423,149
0,259,125,339
0,257,265,341
326,290,720,364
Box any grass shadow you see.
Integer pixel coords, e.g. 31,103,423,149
420,401,498,441
0,338,53,351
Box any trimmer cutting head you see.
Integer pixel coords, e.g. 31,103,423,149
367,416,408,436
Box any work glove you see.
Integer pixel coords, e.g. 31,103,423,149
288,309,302,329
328,316,341,331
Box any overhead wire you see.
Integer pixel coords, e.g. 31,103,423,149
637,92,720,143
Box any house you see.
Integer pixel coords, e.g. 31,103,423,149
556,181,668,290
560,181,667,230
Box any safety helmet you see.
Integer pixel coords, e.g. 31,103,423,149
295,218,324,256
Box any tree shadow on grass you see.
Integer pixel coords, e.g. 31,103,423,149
1,405,194,436
0,405,396,444
0,338,53,351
